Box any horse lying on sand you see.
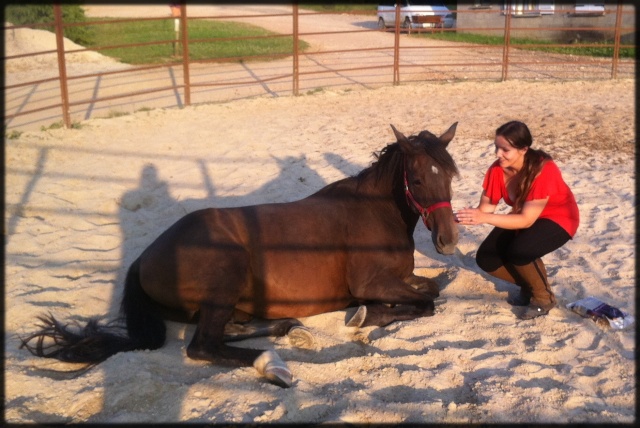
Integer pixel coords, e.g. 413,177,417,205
21,122,459,388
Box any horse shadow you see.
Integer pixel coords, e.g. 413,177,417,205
114,154,329,297
414,234,519,299
323,152,364,178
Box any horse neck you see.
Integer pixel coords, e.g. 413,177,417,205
357,162,420,231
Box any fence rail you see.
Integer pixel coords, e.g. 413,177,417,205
3,3,635,131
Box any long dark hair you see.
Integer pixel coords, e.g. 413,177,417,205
496,121,551,214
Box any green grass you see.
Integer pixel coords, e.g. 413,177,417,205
82,10,632,64
5,130,23,140
417,31,635,59
301,3,377,13
40,120,82,131
85,18,309,65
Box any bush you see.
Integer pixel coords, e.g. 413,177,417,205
5,4,94,45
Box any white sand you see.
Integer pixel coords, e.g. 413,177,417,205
4,4,636,425
5,77,635,424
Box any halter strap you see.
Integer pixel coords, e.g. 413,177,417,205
403,168,452,229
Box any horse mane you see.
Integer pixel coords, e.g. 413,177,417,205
357,133,459,186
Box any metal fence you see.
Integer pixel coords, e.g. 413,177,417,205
3,3,635,131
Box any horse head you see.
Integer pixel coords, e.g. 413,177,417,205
392,122,459,255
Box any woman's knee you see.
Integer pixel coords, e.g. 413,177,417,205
504,247,537,266
475,248,502,273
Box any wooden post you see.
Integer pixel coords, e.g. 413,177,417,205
170,3,181,56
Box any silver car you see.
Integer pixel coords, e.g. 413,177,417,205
377,0,455,30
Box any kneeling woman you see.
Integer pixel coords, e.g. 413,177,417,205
456,121,579,319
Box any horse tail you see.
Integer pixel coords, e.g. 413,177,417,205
120,257,166,350
20,257,166,365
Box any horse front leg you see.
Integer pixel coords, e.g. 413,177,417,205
404,273,440,297
346,274,435,327
187,302,294,388
346,302,434,328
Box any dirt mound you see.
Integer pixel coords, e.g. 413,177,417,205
4,22,122,72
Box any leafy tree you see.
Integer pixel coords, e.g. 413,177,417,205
5,4,94,45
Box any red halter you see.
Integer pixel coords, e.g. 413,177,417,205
403,168,452,229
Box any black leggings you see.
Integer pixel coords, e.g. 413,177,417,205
476,218,571,272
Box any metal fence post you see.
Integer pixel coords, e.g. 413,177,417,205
611,0,623,79
393,2,401,85
501,1,512,82
180,3,191,106
293,4,299,96
53,4,71,128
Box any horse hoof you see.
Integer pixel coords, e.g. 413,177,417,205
434,296,447,305
287,326,315,349
264,365,293,388
253,350,293,388
345,305,367,328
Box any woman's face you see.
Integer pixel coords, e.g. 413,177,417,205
494,135,527,172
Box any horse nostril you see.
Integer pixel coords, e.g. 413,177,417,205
436,232,457,255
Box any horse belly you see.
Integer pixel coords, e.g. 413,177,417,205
237,250,352,319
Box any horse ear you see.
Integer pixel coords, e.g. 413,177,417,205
391,124,416,154
438,122,458,147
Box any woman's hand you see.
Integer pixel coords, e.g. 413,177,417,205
454,207,484,225
455,197,548,229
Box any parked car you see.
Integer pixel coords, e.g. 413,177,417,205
377,1,455,30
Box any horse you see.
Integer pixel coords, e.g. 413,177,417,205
20,122,459,388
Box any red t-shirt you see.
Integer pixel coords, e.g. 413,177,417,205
482,160,580,237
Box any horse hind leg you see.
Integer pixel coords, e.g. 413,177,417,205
186,303,294,388
224,318,315,349
286,325,315,349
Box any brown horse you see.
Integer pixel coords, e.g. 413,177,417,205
21,122,459,387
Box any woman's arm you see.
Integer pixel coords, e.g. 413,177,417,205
477,192,496,213
456,196,548,229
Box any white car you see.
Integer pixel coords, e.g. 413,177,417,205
377,1,455,30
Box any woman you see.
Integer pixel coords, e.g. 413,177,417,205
456,121,579,320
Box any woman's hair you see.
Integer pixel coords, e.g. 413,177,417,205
496,121,552,213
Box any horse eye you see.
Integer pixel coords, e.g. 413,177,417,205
413,179,422,186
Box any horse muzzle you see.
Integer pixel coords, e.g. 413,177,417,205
427,208,458,255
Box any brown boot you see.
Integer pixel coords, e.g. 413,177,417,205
510,259,556,319
487,264,532,306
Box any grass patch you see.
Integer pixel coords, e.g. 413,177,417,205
5,130,23,140
40,120,82,131
85,18,309,65
306,87,325,95
41,121,65,131
417,31,635,59
104,110,130,118
301,3,377,13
